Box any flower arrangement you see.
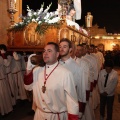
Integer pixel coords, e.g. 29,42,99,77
9,3,62,34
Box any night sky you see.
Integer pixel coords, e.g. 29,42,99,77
22,0,120,33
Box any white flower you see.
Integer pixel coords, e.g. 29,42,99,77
37,3,44,15
11,3,62,31
19,22,23,25
36,18,39,21
44,13,50,20
27,5,31,12
34,12,37,15
38,8,43,15
38,21,42,24
27,12,32,17
45,19,49,23
27,20,30,23
55,11,58,15
32,19,36,22
43,3,52,13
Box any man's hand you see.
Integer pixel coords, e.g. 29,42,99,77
101,92,108,96
26,54,36,71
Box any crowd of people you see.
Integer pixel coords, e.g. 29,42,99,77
0,39,118,120
0,44,28,115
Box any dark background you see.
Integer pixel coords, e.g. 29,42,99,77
22,0,120,33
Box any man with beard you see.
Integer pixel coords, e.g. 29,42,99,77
59,39,86,119
24,42,79,120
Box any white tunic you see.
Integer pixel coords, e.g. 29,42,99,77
73,57,90,91
4,55,16,105
98,69,118,96
74,57,95,120
25,62,79,120
59,57,86,103
90,53,99,72
11,54,27,100
84,54,98,81
0,56,13,115
94,51,105,71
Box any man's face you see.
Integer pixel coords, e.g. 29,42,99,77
43,44,59,65
89,47,94,53
94,48,98,53
105,67,112,73
59,41,71,57
76,46,84,58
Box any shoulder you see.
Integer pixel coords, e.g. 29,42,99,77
112,69,118,76
99,69,106,74
58,64,71,73
33,66,44,74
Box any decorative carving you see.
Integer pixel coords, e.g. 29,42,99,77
24,22,44,46
7,21,90,51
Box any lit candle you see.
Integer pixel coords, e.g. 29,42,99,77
10,1,13,9
12,0,16,9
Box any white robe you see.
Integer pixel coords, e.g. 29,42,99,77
11,54,27,100
0,56,13,115
25,62,79,120
59,57,86,103
74,57,95,120
73,57,90,91
4,55,16,105
84,54,99,109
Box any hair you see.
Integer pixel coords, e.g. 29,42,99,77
60,38,72,48
90,44,95,48
0,44,7,51
77,44,83,47
82,43,87,46
68,4,75,14
47,42,59,52
104,59,114,68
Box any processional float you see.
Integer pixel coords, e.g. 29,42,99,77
7,0,90,52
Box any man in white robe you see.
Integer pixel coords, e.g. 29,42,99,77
82,44,100,109
0,44,16,106
59,39,86,119
75,44,95,120
11,52,27,100
94,46,105,70
0,45,13,115
24,42,79,120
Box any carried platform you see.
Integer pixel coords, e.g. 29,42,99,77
7,20,90,52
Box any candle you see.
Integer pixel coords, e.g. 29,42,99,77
14,0,16,9
10,1,13,9
14,0,16,4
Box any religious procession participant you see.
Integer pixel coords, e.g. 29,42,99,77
89,45,99,72
75,44,95,120
98,59,118,120
94,46,105,71
11,51,27,100
0,45,13,115
21,52,28,75
89,45,101,108
59,39,86,119
24,42,79,120
0,44,16,106
82,44,99,109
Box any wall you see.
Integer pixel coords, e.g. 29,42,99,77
91,38,120,51
0,0,10,45
0,0,22,45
